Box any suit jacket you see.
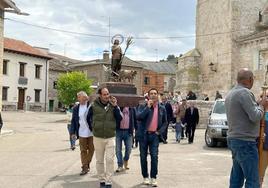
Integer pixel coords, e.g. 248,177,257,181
163,102,173,122
184,107,199,126
116,107,137,135
136,102,168,138
70,101,92,138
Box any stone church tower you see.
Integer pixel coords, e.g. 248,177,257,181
176,0,267,98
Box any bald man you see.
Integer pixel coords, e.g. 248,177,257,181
225,68,268,188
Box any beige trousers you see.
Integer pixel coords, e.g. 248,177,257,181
93,136,115,183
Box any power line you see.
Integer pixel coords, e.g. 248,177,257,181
5,18,108,38
5,17,255,40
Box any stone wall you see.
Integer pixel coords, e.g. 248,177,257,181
176,56,200,97
194,0,267,99
239,38,268,96
196,0,233,98
2,102,17,111
28,103,46,112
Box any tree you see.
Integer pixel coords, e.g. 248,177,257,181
167,54,176,61
56,71,93,106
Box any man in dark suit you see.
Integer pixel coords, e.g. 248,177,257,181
184,102,199,144
160,94,173,144
136,88,168,187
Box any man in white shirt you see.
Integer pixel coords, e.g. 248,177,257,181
70,91,94,175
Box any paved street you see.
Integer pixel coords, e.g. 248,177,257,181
0,111,267,188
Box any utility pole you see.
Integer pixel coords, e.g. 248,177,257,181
108,16,111,51
64,43,67,56
155,49,158,62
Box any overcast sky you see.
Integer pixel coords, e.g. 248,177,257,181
4,0,197,61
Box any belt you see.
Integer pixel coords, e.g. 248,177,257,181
147,131,156,134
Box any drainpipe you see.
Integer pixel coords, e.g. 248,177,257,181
45,59,48,112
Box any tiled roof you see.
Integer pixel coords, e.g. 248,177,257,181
70,56,143,68
4,37,51,59
48,53,82,72
48,52,81,65
179,49,201,59
137,61,176,74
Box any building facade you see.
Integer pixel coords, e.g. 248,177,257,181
2,38,51,111
176,0,268,99
138,61,176,94
0,0,22,110
70,53,144,95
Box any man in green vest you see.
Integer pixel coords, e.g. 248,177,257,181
89,87,122,188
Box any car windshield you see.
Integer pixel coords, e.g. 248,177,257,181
213,101,226,114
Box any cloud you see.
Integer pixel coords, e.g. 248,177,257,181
5,0,196,61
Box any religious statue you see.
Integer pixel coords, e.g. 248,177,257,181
111,39,122,75
110,35,133,80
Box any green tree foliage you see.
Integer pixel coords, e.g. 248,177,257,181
167,54,176,61
56,72,93,106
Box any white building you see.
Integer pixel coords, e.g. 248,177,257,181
2,38,51,111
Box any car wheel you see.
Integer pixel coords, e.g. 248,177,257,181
205,129,217,147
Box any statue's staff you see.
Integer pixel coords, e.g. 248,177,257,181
119,36,133,66
259,65,268,187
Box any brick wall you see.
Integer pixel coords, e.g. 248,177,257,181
142,70,164,94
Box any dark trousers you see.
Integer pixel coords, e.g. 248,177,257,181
181,127,185,138
139,133,159,179
162,123,169,141
186,124,196,143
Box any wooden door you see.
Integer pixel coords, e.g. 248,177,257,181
18,89,25,110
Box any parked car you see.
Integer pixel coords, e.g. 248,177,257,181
205,99,228,147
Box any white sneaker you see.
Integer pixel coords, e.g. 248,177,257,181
115,166,124,173
143,178,150,185
151,178,158,187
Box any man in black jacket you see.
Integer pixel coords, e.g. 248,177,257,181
184,102,199,144
70,91,94,176
160,94,173,144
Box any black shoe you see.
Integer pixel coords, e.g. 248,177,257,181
100,182,106,188
163,141,168,144
79,169,89,176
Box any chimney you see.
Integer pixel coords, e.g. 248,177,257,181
103,50,109,61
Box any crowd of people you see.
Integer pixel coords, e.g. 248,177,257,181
65,68,268,188
66,87,205,188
